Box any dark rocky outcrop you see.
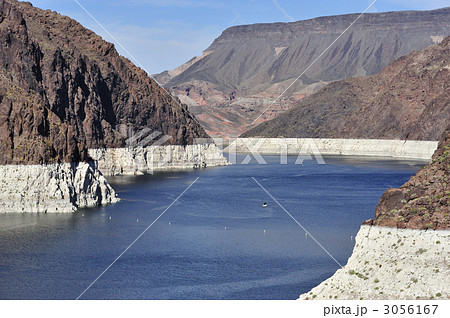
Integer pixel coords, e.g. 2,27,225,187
0,0,208,165
364,126,450,230
243,37,450,141
156,8,450,138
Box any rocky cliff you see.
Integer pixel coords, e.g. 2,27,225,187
367,127,450,230
244,37,450,141
0,0,208,166
298,127,450,300
0,0,226,213
156,8,450,138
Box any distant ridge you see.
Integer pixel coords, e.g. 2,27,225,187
243,37,450,141
155,7,450,138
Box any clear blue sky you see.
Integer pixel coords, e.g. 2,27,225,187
29,0,450,74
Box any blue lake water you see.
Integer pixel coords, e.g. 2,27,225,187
0,155,424,299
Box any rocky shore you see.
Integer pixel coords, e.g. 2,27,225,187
299,127,450,300
88,143,230,176
0,162,118,213
229,138,438,160
299,225,449,300
0,143,229,212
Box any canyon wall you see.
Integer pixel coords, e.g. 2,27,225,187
0,0,209,166
0,0,221,212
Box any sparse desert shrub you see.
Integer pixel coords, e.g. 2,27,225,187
416,248,427,255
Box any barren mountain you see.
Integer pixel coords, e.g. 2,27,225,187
243,37,450,141
0,0,208,165
156,8,450,138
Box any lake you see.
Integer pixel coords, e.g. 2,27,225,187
0,155,424,299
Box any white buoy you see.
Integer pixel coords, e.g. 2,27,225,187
263,229,266,235
82,214,84,217
109,216,112,220
225,226,227,230
350,236,353,240
137,219,139,223
305,232,308,237
168,222,171,226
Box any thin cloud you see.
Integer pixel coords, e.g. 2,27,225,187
229,9,241,25
272,0,295,22
368,0,378,12
109,23,221,74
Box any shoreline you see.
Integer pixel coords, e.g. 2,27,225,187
227,138,438,160
1,138,430,213
0,143,229,213
0,162,119,213
88,143,230,176
299,225,450,300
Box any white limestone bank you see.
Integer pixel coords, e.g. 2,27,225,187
299,225,450,300
229,138,438,160
0,144,227,213
0,162,119,213
88,143,229,176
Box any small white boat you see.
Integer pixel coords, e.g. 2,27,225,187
262,202,268,207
